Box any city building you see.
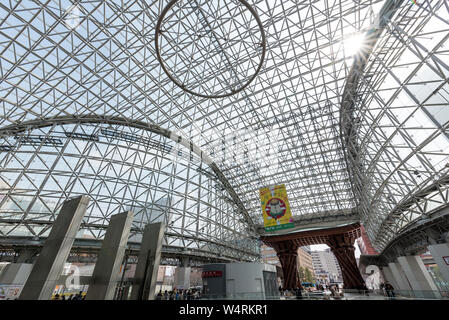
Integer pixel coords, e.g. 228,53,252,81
311,249,343,285
261,244,315,285
260,244,280,268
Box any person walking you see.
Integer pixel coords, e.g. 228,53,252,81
380,282,386,296
294,285,302,300
385,282,395,298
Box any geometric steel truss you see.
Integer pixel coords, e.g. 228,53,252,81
342,0,449,251
0,0,448,263
0,120,259,261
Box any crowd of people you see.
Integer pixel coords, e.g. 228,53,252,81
155,288,201,300
52,291,85,300
278,283,346,300
278,285,303,299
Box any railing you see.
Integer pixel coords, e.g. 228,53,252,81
200,292,279,300
198,289,449,300
321,289,449,300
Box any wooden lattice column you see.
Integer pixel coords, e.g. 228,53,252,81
327,234,366,290
268,240,299,290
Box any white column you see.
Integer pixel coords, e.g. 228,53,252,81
130,222,165,300
18,196,90,300
174,267,191,290
388,261,412,293
0,263,33,299
86,211,133,300
427,243,449,286
0,263,33,285
397,255,440,298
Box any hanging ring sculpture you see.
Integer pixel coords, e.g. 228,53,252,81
155,0,266,99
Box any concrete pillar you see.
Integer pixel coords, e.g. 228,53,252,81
181,256,190,267
397,255,440,299
388,261,412,293
86,211,133,300
174,267,191,290
0,263,33,299
0,263,33,285
130,222,165,300
381,266,399,291
427,243,449,286
18,196,90,300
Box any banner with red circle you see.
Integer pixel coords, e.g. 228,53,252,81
259,184,294,232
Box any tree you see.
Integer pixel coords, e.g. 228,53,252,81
304,268,314,283
298,266,306,283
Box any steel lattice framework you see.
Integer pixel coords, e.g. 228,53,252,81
0,0,448,260
342,0,449,251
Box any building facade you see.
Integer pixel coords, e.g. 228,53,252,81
311,249,343,285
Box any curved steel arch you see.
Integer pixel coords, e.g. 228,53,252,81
0,115,257,233
339,0,405,247
340,0,405,195
341,0,449,251
375,174,449,249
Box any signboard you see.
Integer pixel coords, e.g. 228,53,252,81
259,184,294,232
0,285,22,300
202,271,223,278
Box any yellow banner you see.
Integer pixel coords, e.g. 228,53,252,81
259,184,294,232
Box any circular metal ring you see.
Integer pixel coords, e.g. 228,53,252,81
155,0,266,99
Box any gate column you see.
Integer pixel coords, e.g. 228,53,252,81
271,241,299,290
327,234,366,290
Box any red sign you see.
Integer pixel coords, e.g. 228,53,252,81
202,271,223,278
265,198,287,219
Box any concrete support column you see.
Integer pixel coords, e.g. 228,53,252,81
427,243,449,286
397,255,440,298
381,266,399,290
388,261,412,293
0,263,33,299
0,249,36,299
181,256,190,267
18,196,90,300
174,267,191,290
0,263,33,285
130,222,165,300
86,211,133,300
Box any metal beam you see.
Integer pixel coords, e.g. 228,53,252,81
0,115,256,233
